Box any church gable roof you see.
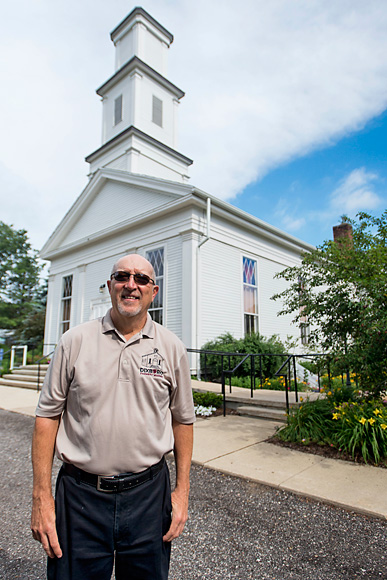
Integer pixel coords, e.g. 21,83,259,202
40,169,191,258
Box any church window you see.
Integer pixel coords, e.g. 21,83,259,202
152,96,163,127
60,275,73,335
114,95,123,125
146,248,164,325
243,257,258,335
298,276,310,345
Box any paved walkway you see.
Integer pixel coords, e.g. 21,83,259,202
1,384,386,520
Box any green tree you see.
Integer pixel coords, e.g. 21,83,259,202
0,222,45,339
272,211,387,397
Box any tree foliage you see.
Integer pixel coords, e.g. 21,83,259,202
272,211,387,397
0,222,45,343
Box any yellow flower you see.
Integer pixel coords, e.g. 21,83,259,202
300,397,304,402
369,417,376,425
327,391,332,396
359,417,367,425
374,409,382,416
332,413,340,420
381,424,387,430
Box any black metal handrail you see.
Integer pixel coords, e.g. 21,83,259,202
188,347,332,416
36,350,55,391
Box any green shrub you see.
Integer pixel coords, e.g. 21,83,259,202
277,398,334,445
229,375,309,392
192,391,223,409
200,332,286,381
331,400,387,464
278,394,387,464
320,378,360,405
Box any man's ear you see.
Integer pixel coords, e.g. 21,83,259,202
152,285,159,302
107,280,112,293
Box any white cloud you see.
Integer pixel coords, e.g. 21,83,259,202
329,168,382,215
273,167,383,237
274,199,306,232
0,0,387,249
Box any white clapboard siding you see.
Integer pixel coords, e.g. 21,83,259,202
59,180,178,248
199,239,242,345
258,257,298,343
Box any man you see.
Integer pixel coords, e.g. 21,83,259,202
31,254,195,580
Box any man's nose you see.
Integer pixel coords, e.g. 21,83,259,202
124,274,138,289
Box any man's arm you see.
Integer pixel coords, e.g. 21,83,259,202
31,415,63,559
163,419,193,542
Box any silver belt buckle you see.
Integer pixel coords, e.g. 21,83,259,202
97,475,116,492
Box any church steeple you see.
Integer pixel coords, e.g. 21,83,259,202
86,7,192,183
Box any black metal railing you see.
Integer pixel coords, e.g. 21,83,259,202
36,349,56,391
187,348,331,416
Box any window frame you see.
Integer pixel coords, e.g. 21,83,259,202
152,95,163,127
114,94,123,126
242,255,259,336
145,246,165,325
60,274,73,335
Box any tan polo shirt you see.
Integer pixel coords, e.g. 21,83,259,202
36,311,195,475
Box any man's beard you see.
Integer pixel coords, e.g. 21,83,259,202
117,298,143,318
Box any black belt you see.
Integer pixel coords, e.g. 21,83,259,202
62,457,165,493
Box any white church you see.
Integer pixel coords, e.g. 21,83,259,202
41,7,314,360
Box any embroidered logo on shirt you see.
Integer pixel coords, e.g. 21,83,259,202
140,348,165,377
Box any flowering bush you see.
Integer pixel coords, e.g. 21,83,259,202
277,399,334,445
331,400,387,464
320,378,360,405
278,394,387,464
194,405,217,417
230,375,310,391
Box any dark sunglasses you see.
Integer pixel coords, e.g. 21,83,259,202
110,271,155,286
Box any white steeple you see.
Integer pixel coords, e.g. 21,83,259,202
86,7,192,183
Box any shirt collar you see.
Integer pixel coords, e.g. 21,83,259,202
102,309,155,339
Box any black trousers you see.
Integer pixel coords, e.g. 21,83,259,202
48,461,172,580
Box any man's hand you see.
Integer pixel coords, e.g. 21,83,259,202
31,493,62,558
162,486,189,542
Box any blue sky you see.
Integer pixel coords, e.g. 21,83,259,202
0,0,386,253
233,110,387,246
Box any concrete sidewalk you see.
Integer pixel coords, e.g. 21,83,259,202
1,384,387,520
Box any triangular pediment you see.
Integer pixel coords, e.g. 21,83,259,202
41,169,191,258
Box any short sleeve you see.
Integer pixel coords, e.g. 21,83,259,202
169,349,196,424
35,340,71,417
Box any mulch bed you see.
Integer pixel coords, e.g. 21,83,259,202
267,435,387,468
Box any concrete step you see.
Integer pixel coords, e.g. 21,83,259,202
15,368,48,376
2,373,43,383
224,393,296,410
236,405,287,422
0,363,49,390
0,378,42,390
17,364,50,372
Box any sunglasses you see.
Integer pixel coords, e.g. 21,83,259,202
110,271,155,286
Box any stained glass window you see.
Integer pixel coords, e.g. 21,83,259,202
243,257,258,335
146,248,164,325
61,275,73,334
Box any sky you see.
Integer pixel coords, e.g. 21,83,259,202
1,0,387,255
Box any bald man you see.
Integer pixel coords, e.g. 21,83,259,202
31,254,195,580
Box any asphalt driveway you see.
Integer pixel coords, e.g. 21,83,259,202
1,409,387,580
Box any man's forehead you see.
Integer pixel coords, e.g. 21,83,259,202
115,255,152,273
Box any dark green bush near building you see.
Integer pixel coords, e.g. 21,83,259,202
192,391,223,408
200,332,287,382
